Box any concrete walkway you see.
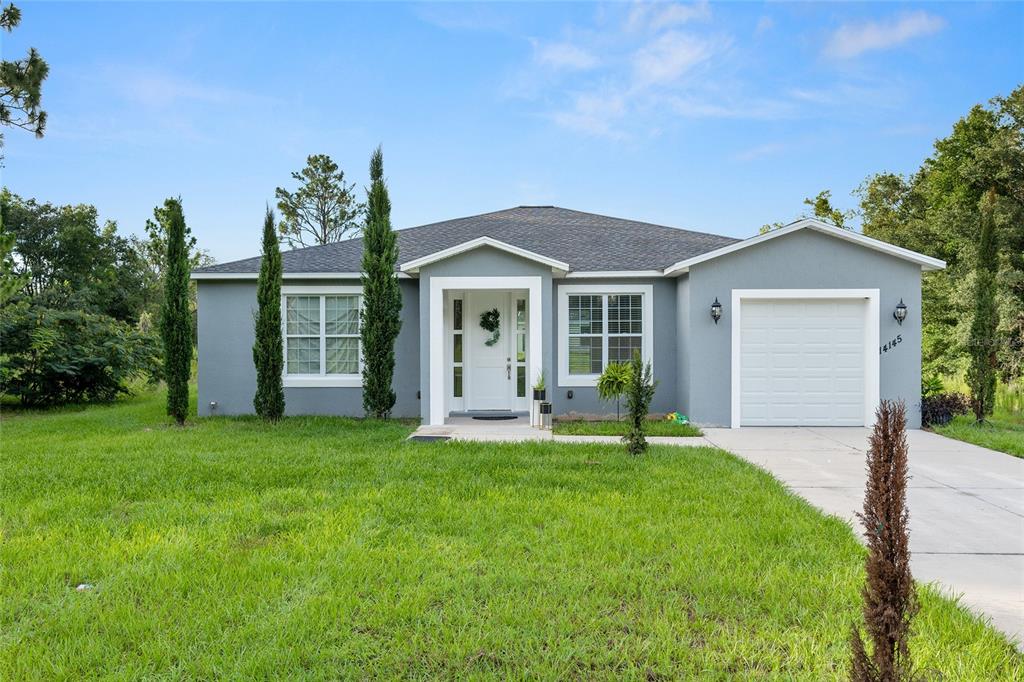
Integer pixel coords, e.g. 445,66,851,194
703,427,1024,645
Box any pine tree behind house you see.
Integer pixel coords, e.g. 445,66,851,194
253,206,285,421
360,146,402,418
160,197,192,425
967,189,1000,422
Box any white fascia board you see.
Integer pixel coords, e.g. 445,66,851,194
564,270,664,278
191,272,411,280
399,237,570,274
662,219,946,276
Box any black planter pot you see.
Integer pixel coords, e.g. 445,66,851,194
533,388,546,401
539,401,552,415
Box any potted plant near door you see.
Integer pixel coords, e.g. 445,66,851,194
532,370,546,402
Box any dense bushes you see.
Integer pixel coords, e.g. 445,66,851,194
921,392,969,427
0,302,161,406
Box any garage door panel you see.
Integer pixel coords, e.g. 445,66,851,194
740,298,867,427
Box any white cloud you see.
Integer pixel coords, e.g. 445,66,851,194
824,11,946,59
534,41,599,70
754,16,774,37
550,91,627,138
733,142,786,162
627,1,711,33
631,31,715,87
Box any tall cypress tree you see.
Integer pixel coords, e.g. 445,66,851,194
253,206,285,420
160,197,192,425
967,189,1000,422
360,146,402,418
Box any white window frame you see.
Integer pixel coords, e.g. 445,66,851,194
558,284,654,387
281,285,363,388
729,288,880,429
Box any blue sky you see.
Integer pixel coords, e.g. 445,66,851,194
4,1,1021,263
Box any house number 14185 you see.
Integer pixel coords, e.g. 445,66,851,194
880,334,902,354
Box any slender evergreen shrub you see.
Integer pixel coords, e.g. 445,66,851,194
253,207,285,421
624,350,656,455
159,198,191,425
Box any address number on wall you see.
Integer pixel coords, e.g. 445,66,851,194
880,334,903,354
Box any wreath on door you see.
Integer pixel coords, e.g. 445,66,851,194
479,308,501,346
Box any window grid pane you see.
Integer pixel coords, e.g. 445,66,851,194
608,294,642,335
568,295,602,335
453,366,463,398
516,366,526,398
286,336,320,374
286,296,320,335
453,299,463,331
326,337,359,375
608,336,642,365
568,336,602,375
453,334,462,363
325,295,359,335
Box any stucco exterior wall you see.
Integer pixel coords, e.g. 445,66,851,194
683,229,923,428
196,278,421,417
417,246,554,423
550,277,678,416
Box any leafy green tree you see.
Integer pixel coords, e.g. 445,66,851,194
275,154,364,248
759,189,854,233
252,207,285,421
360,146,402,418
0,301,161,405
859,86,1024,382
159,198,192,425
0,191,150,322
0,228,27,304
967,190,1000,421
0,3,48,158
596,361,631,420
624,350,656,455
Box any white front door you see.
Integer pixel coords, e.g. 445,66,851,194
467,291,512,410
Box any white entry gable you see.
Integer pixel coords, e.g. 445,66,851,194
399,236,570,275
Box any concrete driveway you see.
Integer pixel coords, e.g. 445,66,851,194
702,427,1024,645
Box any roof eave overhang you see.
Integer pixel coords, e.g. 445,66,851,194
191,271,412,280
398,236,570,275
662,219,946,276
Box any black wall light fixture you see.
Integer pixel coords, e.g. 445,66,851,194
893,299,907,326
711,297,723,324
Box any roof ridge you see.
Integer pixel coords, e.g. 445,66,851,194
542,206,738,242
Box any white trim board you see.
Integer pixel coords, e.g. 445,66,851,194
401,237,569,274
729,288,880,429
192,272,411,280
557,283,654,388
664,219,946,276
428,276,543,426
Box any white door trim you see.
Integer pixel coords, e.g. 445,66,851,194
429,276,542,426
730,288,880,429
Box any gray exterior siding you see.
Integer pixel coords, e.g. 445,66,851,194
551,278,678,417
417,246,554,423
196,228,926,428
196,278,421,417
683,229,923,428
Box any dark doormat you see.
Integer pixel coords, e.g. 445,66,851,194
408,435,451,442
471,415,518,421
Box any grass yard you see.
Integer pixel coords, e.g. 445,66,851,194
932,408,1024,458
554,419,703,437
2,391,1020,679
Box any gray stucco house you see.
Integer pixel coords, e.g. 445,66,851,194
192,206,945,428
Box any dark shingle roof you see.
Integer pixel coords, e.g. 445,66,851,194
194,206,739,274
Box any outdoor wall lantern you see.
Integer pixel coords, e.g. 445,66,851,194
893,299,908,326
710,297,723,324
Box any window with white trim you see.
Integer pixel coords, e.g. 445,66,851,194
566,292,647,376
284,294,361,376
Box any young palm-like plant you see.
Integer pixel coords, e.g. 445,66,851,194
624,350,656,455
596,361,631,420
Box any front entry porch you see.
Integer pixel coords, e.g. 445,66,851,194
427,276,544,426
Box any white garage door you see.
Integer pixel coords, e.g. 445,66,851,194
739,299,866,426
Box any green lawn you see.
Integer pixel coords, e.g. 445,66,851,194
554,419,703,437
1,391,1020,679
932,407,1024,458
